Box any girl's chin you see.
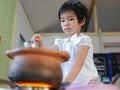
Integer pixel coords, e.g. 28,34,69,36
65,33,72,36
66,32,75,36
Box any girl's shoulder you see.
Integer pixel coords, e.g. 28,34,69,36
78,33,91,41
79,33,90,38
76,33,92,47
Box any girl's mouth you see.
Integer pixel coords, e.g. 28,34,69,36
64,28,71,31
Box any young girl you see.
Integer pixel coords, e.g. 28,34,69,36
32,0,100,86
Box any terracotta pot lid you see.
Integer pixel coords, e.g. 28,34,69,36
6,47,70,62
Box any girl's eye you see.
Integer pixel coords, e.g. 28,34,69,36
69,18,74,21
61,19,65,22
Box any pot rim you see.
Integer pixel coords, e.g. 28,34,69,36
6,47,70,62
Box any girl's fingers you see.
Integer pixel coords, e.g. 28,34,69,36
33,34,43,47
35,36,40,42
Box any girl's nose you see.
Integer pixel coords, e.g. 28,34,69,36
64,20,70,26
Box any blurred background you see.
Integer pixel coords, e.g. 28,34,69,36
0,0,120,88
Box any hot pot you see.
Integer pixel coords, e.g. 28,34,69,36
6,47,70,88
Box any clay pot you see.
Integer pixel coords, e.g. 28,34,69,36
6,47,70,85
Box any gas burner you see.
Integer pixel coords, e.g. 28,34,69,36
17,82,61,90
19,87,61,90
0,79,64,90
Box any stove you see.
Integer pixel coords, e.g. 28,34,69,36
0,79,64,90
0,79,119,90
16,82,62,90
15,86,61,90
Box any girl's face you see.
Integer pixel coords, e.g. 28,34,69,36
60,10,83,36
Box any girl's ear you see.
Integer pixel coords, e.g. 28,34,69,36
80,17,86,26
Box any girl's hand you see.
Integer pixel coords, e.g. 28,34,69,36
31,34,43,47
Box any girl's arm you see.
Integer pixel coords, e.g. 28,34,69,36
31,33,59,50
63,45,89,84
48,45,59,51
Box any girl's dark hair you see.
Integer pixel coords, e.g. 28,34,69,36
58,0,88,24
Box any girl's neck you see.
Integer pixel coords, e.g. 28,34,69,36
68,32,80,38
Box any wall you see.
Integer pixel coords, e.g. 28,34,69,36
15,1,34,47
0,0,18,80
0,0,34,82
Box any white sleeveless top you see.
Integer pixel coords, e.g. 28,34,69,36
54,33,99,86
